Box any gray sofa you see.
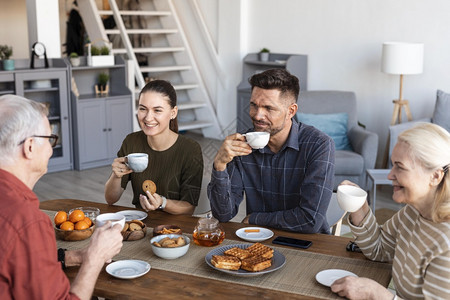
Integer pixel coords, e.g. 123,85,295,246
297,91,379,190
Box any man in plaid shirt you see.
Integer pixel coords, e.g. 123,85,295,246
208,69,335,233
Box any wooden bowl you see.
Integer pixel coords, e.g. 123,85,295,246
153,224,182,237
122,223,147,241
55,224,95,241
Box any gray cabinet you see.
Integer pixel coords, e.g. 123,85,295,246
70,56,132,170
0,59,72,172
236,53,308,133
74,97,131,169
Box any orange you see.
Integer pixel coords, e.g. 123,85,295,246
83,217,92,227
75,220,89,230
54,211,67,226
60,221,74,231
69,209,85,223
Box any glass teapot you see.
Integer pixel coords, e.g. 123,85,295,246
192,213,225,247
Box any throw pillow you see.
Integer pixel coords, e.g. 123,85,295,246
296,112,352,150
433,90,450,132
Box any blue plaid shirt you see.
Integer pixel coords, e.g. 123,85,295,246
208,119,335,234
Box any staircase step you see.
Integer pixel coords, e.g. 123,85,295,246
105,29,178,35
178,101,207,110
174,84,199,90
140,65,192,73
98,10,171,16
179,121,213,131
133,83,198,95
112,47,185,54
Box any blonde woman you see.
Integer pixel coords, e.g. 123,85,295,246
332,123,450,299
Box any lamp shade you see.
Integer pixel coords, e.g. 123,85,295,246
381,42,424,75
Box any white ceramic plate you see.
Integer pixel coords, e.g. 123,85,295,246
235,227,274,242
205,244,285,277
116,210,148,221
106,260,151,279
315,269,358,287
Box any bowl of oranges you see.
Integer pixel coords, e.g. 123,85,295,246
54,209,95,241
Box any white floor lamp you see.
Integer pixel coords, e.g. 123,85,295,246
381,42,424,125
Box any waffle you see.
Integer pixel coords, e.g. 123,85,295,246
224,247,253,260
241,255,272,272
211,255,241,270
246,242,274,259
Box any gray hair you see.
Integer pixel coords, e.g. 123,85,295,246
398,123,450,222
0,95,48,165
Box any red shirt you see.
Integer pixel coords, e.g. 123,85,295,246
0,169,79,300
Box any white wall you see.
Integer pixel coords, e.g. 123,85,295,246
241,0,450,166
26,0,61,58
0,0,29,59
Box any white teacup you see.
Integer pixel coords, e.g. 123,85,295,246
95,213,126,230
243,132,270,149
337,185,367,212
125,153,148,172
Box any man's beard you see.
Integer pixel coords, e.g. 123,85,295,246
252,118,286,136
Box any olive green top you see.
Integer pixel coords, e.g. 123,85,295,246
118,131,203,208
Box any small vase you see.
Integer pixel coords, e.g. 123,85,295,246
3,59,15,71
95,84,109,96
260,52,269,62
70,57,80,67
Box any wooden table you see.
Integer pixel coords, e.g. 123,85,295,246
41,199,390,299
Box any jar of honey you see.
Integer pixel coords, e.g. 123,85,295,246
192,213,225,247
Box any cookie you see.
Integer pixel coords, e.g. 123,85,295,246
142,180,156,194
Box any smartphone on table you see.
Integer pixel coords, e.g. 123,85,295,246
272,236,312,249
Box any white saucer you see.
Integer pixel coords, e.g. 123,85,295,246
116,210,148,221
315,269,357,287
235,227,274,242
106,260,151,279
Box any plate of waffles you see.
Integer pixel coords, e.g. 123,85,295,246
205,243,286,276
235,227,274,242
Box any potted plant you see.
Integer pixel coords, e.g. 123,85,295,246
259,48,270,62
69,52,80,67
90,44,114,67
0,45,14,70
95,72,110,95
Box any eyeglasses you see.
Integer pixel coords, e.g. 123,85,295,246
18,134,59,148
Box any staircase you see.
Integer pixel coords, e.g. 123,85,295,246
77,0,223,138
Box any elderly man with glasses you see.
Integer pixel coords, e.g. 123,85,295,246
0,95,123,300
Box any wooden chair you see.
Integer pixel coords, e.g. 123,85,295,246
193,179,211,217
326,193,347,236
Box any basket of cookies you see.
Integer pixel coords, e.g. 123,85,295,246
121,219,147,241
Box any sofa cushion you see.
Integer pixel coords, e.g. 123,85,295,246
334,150,364,175
296,112,352,150
433,90,450,132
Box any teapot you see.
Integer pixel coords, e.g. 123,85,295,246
192,213,225,247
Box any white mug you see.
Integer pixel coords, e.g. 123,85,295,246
243,132,270,149
95,213,126,229
337,185,367,212
125,153,148,172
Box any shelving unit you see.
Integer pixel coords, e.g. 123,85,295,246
236,53,308,132
70,56,133,170
0,59,72,172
